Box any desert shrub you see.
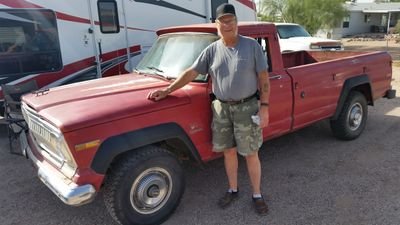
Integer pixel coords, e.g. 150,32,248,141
395,20,400,34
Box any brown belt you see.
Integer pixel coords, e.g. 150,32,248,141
217,93,257,105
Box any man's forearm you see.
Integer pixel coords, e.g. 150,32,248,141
258,70,270,103
165,68,199,93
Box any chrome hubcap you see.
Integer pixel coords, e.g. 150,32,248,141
130,167,172,214
348,103,363,131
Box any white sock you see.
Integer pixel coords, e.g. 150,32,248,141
253,193,262,199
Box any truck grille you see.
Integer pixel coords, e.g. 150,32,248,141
21,103,64,166
321,46,342,50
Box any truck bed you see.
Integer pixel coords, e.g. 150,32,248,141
282,51,372,68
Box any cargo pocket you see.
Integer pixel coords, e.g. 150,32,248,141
249,122,263,152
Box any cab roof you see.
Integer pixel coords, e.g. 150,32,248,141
156,22,276,37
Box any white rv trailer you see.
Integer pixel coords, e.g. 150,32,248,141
0,0,256,98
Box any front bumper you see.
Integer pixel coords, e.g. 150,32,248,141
22,131,96,206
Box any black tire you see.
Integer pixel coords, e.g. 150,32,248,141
330,91,368,140
103,146,184,225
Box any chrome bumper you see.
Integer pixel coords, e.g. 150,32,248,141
22,132,96,206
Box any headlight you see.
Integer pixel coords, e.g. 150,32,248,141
36,128,77,178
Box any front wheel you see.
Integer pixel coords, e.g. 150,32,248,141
103,146,184,225
330,91,368,140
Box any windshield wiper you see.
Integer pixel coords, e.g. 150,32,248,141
147,66,164,73
145,66,174,80
133,68,142,74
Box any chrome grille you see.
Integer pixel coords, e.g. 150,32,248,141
21,103,64,165
321,46,342,50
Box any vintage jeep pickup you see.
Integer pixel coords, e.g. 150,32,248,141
20,22,396,225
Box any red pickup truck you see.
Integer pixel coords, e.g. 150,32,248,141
20,22,396,225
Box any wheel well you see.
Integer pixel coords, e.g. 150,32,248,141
332,75,372,121
109,138,195,167
350,84,373,106
91,123,202,175
103,139,193,187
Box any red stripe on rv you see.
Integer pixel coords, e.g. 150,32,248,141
36,44,141,83
101,45,141,62
1,0,91,24
1,0,154,31
1,0,41,8
235,0,256,10
0,45,141,99
56,12,91,24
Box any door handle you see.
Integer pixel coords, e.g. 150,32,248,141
269,75,282,80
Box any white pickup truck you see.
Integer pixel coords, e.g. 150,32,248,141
275,23,343,53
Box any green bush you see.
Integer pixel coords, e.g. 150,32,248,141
395,20,400,34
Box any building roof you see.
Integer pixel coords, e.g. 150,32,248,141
345,2,400,13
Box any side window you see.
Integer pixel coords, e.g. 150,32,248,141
0,9,63,77
343,16,350,28
255,37,272,72
98,0,120,33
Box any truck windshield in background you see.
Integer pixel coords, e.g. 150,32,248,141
135,33,218,81
0,9,62,77
277,24,311,39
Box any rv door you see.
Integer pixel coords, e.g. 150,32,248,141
90,0,131,78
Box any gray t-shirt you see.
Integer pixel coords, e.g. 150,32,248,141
191,35,268,101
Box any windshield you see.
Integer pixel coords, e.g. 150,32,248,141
136,33,218,81
276,25,311,39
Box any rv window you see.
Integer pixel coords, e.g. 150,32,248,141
0,9,62,77
98,0,120,33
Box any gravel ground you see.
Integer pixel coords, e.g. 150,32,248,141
342,39,400,61
0,41,399,225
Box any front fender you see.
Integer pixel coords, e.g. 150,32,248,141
91,123,201,174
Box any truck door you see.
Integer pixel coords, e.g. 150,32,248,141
257,38,293,139
89,0,130,78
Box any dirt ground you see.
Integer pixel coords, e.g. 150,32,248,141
342,39,400,61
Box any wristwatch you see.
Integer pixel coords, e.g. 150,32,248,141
260,102,269,107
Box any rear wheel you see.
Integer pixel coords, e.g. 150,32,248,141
103,146,184,225
330,91,368,140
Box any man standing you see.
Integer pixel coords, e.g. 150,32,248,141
147,3,270,215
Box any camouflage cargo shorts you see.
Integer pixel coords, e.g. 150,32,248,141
211,97,263,156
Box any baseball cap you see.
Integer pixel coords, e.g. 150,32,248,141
216,3,236,20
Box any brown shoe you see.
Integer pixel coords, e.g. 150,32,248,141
252,196,268,215
218,191,239,209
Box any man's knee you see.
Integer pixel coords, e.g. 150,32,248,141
223,148,237,157
245,151,259,161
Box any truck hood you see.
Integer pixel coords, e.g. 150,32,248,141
22,74,190,132
283,36,340,44
279,37,342,52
